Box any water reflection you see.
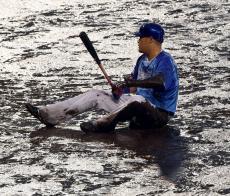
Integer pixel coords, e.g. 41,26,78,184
30,126,187,181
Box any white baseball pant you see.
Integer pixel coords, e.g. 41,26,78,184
39,89,147,125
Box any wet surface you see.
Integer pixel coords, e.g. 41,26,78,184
0,0,229,195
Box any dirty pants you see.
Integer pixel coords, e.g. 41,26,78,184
39,89,147,126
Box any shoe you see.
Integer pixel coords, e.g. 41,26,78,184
80,120,115,133
80,121,98,133
25,103,55,128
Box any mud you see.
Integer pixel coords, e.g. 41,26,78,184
0,0,229,195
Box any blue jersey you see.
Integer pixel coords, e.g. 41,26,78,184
132,51,179,114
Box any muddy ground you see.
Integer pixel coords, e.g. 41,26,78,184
0,0,229,195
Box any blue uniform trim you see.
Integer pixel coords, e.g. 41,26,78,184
132,54,145,80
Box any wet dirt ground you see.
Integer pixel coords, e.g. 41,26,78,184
0,0,229,195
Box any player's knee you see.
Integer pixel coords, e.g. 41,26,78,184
129,95,146,103
127,101,141,110
88,89,104,97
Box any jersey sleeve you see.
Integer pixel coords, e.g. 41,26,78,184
155,57,176,90
131,55,144,80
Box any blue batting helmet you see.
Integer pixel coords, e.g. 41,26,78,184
134,23,164,43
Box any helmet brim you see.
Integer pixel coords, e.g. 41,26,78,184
134,32,141,37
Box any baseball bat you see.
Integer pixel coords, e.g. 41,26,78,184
79,31,114,87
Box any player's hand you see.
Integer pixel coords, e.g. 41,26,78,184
123,74,132,82
111,82,125,100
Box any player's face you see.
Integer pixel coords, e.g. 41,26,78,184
138,36,154,53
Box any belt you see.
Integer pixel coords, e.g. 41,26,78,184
157,108,174,116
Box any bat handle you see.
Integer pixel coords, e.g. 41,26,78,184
98,63,114,87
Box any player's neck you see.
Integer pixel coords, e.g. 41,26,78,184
146,47,162,61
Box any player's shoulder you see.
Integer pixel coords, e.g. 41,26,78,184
158,51,176,66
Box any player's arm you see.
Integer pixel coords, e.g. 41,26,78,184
124,74,165,90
